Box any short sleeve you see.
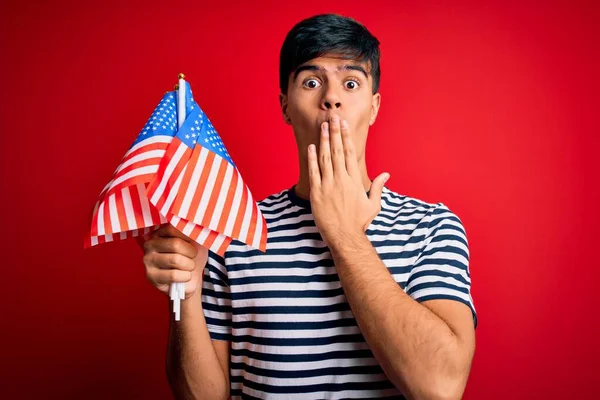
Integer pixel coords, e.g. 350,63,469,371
406,203,477,328
201,250,232,341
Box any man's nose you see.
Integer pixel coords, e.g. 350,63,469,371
321,85,342,110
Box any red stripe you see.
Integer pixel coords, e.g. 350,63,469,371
202,229,218,249
129,184,146,230
216,236,233,256
102,199,113,235
216,166,239,234
186,151,216,222
201,158,228,228
245,191,258,247
114,189,130,232
231,182,249,240
152,143,191,213
104,173,156,199
146,138,183,198
171,144,202,216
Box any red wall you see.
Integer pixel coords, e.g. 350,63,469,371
1,1,598,398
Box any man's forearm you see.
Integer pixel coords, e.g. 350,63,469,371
166,291,229,400
329,233,469,400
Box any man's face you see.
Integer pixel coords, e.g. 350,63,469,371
280,54,381,165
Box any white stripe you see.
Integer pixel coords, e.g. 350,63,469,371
122,135,172,159
251,205,263,249
115,149,165,175
411,286,471,303
179,146,209,218
209,233,227,254
97,202,105,236
182,220,196,236
226,326,361,339
193,156,222,224
159,163,188,216
196,227,212,244
108,194,121,233
223,169,244,237
108,165,158,192
121,187,137,230
91,236,98,246
208,163,234,231
137,183,154,227
237,186,253,243
235,386,399,400
149,142,188,204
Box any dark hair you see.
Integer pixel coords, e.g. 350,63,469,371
279,13,381,95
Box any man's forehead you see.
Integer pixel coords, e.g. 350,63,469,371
297,54,371,71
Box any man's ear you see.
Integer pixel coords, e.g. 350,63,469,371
369,92,381,126
279,93,292,125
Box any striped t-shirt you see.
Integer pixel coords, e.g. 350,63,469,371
201,185,476,399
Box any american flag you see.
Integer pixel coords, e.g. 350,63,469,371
85,81,267,256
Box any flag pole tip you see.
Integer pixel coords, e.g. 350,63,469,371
178,73,186,80
174,83,179,90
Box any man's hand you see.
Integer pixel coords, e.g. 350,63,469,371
307,115,389,248
137,224,208,298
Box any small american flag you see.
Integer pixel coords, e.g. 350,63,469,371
85,81,267,256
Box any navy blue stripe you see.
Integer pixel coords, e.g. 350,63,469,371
231,287,345,300
228,259,335,272
231,348,374,363
231,333,365,346
208,331,231,341
409,268,470,286
228,244,328,259
416,294,477,328
230,363,384,379
232,303,351,315
407,280,470,295
231,318,358,331
230,273,340,286
232,375,396,394
203,301,231,314
412,257,469,273
206,316,231,327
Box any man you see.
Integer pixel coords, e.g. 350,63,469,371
141,13,477,400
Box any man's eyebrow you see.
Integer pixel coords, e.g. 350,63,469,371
293,64,369,81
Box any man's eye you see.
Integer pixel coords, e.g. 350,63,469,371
345,80,360,90
303,79,321,89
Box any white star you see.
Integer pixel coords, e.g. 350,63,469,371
185,134,190,139
195,120,199,125
152,126,157,130
192,133,196,138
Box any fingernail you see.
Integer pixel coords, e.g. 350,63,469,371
383,173,390,183
341,120,349,129
332,115,340,123
322,122,329,132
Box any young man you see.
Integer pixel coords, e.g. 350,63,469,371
141,13,477,400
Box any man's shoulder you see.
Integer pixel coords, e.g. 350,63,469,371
378,187,466,233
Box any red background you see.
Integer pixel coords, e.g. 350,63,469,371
1,0,598,398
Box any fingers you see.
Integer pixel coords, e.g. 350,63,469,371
329,115,346,176
369,172,390,202
144,236,198,259
144,251,196,271
340,119,361,184
150,268,193,286
307,144,321,189
155,223,193,243
318,121,333,181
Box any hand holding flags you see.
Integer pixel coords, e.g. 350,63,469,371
85,74,268,320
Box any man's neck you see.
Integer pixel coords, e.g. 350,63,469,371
294,167,373,201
